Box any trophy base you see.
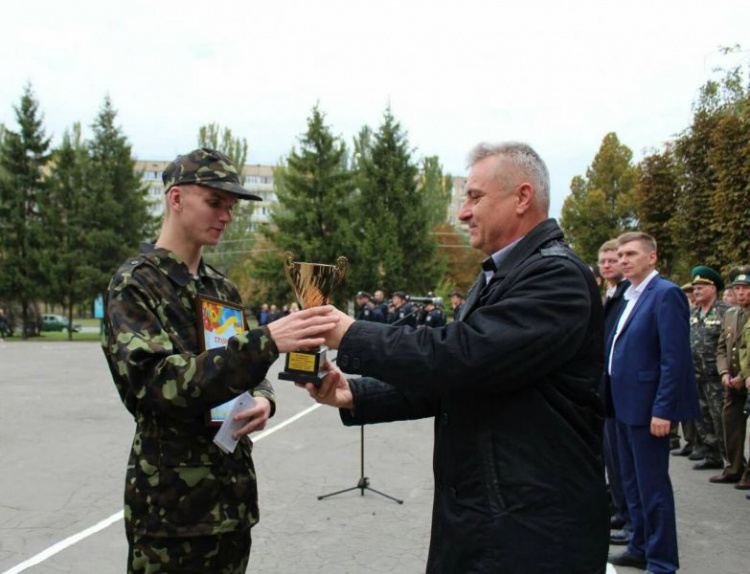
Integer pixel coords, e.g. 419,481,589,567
279,346,328,387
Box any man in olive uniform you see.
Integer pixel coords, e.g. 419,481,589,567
387,291,417,327
740,279,750,498
711,266,750,487
689,266,729,471
102,148,337,573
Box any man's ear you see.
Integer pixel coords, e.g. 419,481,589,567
515,182,534,214
167,186,184,213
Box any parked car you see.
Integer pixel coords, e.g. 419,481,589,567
42,314,82,332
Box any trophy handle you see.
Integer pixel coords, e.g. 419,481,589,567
335,256,348,289
283,252,296,287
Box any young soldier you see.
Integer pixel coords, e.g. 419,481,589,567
102,148,337,573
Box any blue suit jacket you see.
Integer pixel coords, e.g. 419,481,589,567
606,274,700,426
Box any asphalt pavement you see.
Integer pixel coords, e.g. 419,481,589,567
0,342,748,573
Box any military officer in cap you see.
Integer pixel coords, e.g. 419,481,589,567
102,147,338,573
711,266,750,487
388,291,417,327
689,266,729,471
355,291,384,322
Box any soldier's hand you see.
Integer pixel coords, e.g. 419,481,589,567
232,397,272,439
731,375,744,390
267,305,339,353
722,373,731,388
299,359,354,410
650,416,671,437
745,377,750,391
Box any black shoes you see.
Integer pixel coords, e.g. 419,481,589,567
671,445,692,456
687,450,706,461
608,549,647,569
609,529,630,545
692,459,724,470
610,515,627,530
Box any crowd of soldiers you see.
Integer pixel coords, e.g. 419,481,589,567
353,288,467,328
672,265,750,493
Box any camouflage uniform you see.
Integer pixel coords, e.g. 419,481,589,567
102,243,277,573
690,301,729,464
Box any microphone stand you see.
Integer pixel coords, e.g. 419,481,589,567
317,311,421,505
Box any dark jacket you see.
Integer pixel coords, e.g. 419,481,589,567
337,219,608,573
601,279,629,413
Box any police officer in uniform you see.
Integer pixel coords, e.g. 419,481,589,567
101,148,337,573
689,266,729,471
711,266,750,487
418,299,446,328
355,291,383,322
449,290,465,322
388,291,416,327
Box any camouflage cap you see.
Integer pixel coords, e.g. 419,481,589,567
691,265,724,291
162,147,262,200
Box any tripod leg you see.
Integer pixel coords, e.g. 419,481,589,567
316,425,403,504
317,485,362,501
364,485,404,504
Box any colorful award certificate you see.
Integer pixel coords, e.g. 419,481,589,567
196,295,248,425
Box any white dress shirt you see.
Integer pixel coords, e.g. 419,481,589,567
608,269,659,375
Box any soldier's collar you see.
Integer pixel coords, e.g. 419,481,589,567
138,242,217,286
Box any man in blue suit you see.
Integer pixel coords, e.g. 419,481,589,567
607,232,700,574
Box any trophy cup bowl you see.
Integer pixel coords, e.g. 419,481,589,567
278,252,347,386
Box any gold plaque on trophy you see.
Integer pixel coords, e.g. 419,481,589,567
278,252,347,386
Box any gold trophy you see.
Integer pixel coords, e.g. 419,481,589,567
278,252,348,386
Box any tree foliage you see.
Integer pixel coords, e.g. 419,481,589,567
560,132,638,263
85,96,152,293
247,105,355,308
419,156,453,226
634,147,681,278
350,106,441,294
0,84,51,337
42,123,99,338
199,124,255,276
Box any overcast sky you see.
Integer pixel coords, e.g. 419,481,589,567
1,0,748,218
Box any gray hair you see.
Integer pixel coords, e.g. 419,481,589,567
467,142,550,213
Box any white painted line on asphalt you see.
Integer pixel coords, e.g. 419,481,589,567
1,512,123,574
1,402,323,574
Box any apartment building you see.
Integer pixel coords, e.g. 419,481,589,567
135,160,466,232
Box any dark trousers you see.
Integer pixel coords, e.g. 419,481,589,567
722,386,748,479
616,420,678,574
127,530,251,573
604,417,629,523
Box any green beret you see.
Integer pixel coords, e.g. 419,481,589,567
691,265,724,291
730,265,750,287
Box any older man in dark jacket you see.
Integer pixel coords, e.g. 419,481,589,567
303,142,609,573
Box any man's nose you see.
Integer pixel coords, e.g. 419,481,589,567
458,200,471,221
